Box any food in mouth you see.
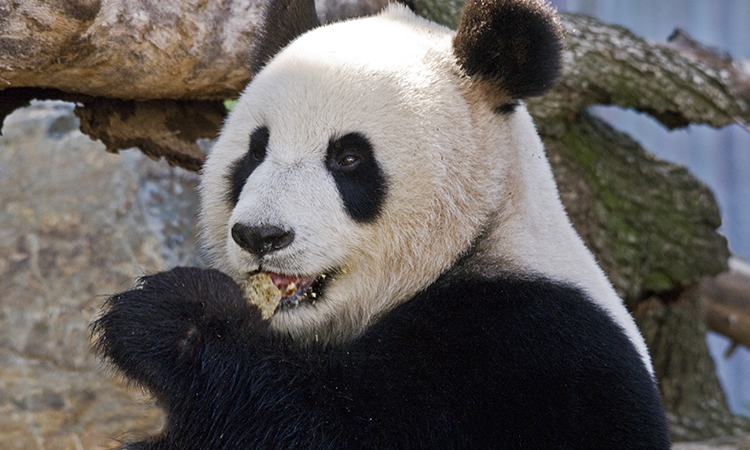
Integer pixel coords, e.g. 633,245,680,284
240,273,280,320
240,271,323,320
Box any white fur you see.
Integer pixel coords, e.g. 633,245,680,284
200,4,653,372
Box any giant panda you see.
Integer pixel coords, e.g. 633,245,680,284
92,0,671,447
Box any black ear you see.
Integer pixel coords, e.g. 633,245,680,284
91,267,265,404
250,0,321,76
453,0,563,103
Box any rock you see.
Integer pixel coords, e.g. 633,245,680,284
673,436,750,450
0,101,202,449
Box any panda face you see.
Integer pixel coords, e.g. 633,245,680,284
197,0,653,371
200,10,498,342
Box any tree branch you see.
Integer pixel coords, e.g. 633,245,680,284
0,0,260,100
702,258,750,353
75,97,225,171
527,14,750,133
4,6,749,163
0,0,390,169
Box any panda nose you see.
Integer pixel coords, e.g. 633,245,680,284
231,223,295,257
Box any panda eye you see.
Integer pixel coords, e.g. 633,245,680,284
225,126,269,206
252,147,265,161
327,133,370,174
250,127,269,161
325,132,387,223
337,154,360,171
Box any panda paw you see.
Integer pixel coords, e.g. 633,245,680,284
91,267,266,399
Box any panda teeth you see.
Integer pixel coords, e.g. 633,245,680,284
240,267,339,313
261,269,336,312
275,274,323,309
282,282,297,298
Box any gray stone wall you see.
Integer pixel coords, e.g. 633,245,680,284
0,101,202,449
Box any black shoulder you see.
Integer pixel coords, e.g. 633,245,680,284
357,273,671,448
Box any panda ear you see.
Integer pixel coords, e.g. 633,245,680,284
453,0,564,103
250,0,321,76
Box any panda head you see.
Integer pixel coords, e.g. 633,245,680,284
199,0,564,344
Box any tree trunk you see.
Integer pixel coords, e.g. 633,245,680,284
537,110,745,440
636,287,750,441
0,0,259,100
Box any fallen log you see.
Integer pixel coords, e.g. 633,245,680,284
702,258,750,355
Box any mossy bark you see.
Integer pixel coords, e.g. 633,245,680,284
541,112,728,305
536,111,746,440
636,288,750,441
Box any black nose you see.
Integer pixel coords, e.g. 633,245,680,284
231,223,295,257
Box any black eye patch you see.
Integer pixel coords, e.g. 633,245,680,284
226,126,270,206
326,133,387,224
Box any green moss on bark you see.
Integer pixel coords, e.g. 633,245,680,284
538,112,746,440
541,112,728,306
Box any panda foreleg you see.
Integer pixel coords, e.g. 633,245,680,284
93,268,670,449
91,267,267,408
92,267,454,449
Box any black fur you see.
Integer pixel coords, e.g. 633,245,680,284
494,100,520,115
93,267,670,449
250,0,321,76
326,133,388,223
226,126,270,206
453,0,564,100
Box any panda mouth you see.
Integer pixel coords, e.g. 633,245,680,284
261,271,328,309
240,268,335,318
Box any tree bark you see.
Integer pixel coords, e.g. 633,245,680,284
540,112,729,305
702,259,750,353
528,14,750,133
0,0,259,100
0,0,390,169
635,287,750,441
538,111,742,440
1,0,263,168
